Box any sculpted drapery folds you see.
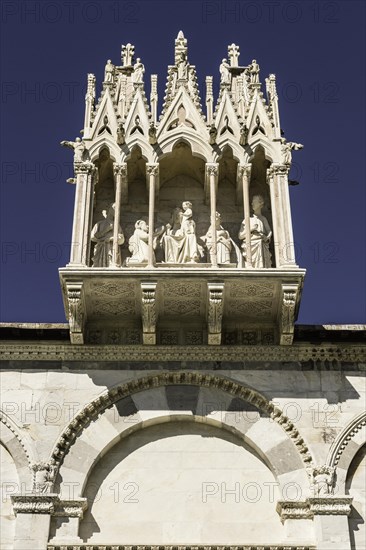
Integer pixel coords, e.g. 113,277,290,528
239,195,272,268
162,202,203,264
202,212,232,265
91,204,124,267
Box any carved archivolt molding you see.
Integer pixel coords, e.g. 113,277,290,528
0,410,34,466
0,343,364,362
327,410,366,468
49,372,313,475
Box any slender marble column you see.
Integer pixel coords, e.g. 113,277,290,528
112,163,127,267
146,164,159,267
239,164,252,268
206,163,219,267
69,162,96,266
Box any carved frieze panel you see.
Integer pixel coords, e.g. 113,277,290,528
90,299,136,317
91,281,136,297
163,298,202,316
234,300,273,316
161,280,202,298
229,281,275,298
185,330,203,345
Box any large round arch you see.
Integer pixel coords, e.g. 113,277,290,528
51,372,313,498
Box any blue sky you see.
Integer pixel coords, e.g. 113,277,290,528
1,0,365,324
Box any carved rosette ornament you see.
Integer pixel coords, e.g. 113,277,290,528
279,284,298,345
141,282,157,345
207,283,224,345
66,283,85,344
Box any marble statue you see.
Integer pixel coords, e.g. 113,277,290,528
117,123,125,145
32,463,56,494
132,58,145,84
281,138,304,166
104,59,114,83
239,124,249,146
312,466,335,496
238,195,272,268
127,220,164,265
148,122,157,144
209,124,217,145
60,137,86,163
91,204,124,267
177,51,188,80
248,59,260,83
202,212,232,264
162,202,203,263
219,58,231,85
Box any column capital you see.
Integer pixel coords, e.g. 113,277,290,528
74,161,96,175
146,163,159,176
113,162,127,177
267,163,289,178
205,162,219,176
238,163,252,178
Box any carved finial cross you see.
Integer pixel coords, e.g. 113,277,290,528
228,43,240,67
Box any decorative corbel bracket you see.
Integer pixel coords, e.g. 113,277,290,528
66,282,85,345
141,282,157,345
207,282,224,345
279,283,298,345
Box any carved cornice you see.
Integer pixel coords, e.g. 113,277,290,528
277,496,353,521
0,343,364,363
276,500,312,521
11,494,59,515
308,496,353,516
49,372,313,472
11,495,87,518
54,498,88,518
48,546,316,550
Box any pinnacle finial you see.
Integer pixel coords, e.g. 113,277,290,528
177,30,184,39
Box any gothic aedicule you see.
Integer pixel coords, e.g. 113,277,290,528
59,32,305,346
1,32,365,550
